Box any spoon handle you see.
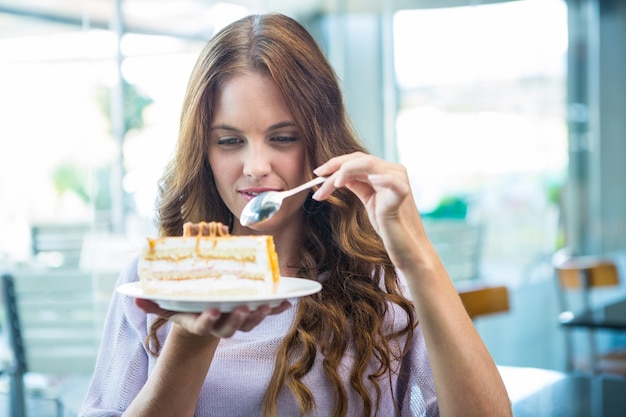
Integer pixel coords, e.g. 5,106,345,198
284,176,326,197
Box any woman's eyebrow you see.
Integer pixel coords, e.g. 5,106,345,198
268,121,297,130
210,124,240,132
210,121,297,132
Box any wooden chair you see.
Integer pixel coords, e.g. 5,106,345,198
458,284,510,320
552,248,626,375
0,271,98,416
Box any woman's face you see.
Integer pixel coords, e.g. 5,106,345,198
208,72,307,235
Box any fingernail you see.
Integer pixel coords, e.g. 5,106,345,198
207,309,220,320
311,190,320,201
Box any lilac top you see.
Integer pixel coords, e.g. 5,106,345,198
80,258,439,416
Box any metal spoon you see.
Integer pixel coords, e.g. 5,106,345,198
240,176,327,226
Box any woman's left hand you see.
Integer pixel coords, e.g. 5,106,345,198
135,298,291,338
313,152,430,269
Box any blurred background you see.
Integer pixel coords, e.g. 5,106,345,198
1,0,626,412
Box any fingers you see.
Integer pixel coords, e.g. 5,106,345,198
313,151,369,176
209,301,292,336
135,298,175,318
312,152,405,201
238,305,271,332
367,173,411,203
135,297,292,339
270,300,293,315
208,307,251,337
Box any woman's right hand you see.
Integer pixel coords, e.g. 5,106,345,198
135,298,292,338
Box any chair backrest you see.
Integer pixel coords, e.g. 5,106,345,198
555,261,619,289
552,248,620,312
1,270,99,374
423,219,483,283
31,222,90,268
458,285,510,319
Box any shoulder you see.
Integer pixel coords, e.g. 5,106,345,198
104,255,150,335
118,256,140,284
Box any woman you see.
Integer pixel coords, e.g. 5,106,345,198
81,13,512,417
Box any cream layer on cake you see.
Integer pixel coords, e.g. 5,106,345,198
138,221,280,297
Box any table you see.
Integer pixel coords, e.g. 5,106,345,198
500,366,626,417
559,297,626,331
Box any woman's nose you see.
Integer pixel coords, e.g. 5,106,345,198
242,146,271,179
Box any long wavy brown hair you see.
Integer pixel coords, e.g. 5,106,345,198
148,13,417,417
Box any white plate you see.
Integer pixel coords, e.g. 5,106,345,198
116,277,322,313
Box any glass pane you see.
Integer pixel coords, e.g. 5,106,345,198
0,7,247,269
394,0,568,285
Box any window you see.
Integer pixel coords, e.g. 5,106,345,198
394,0,568,285
0,6,249,268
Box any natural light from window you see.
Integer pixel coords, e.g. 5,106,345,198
393,0,568,285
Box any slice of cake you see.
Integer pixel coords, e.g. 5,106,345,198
138,221,280,297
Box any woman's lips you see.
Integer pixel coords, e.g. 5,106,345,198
239,188,280,201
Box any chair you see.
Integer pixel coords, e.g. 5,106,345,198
0,271,98,416
458,284,510,320
552,248,626,375
30,222,90,269
423,219,483,283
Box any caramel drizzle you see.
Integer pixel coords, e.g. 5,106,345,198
146,222,230,256
183,221,228,237
181,221,229,253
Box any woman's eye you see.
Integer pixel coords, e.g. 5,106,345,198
216,137,243,146
272,136,298,144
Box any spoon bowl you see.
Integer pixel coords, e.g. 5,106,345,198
240,176,326,226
